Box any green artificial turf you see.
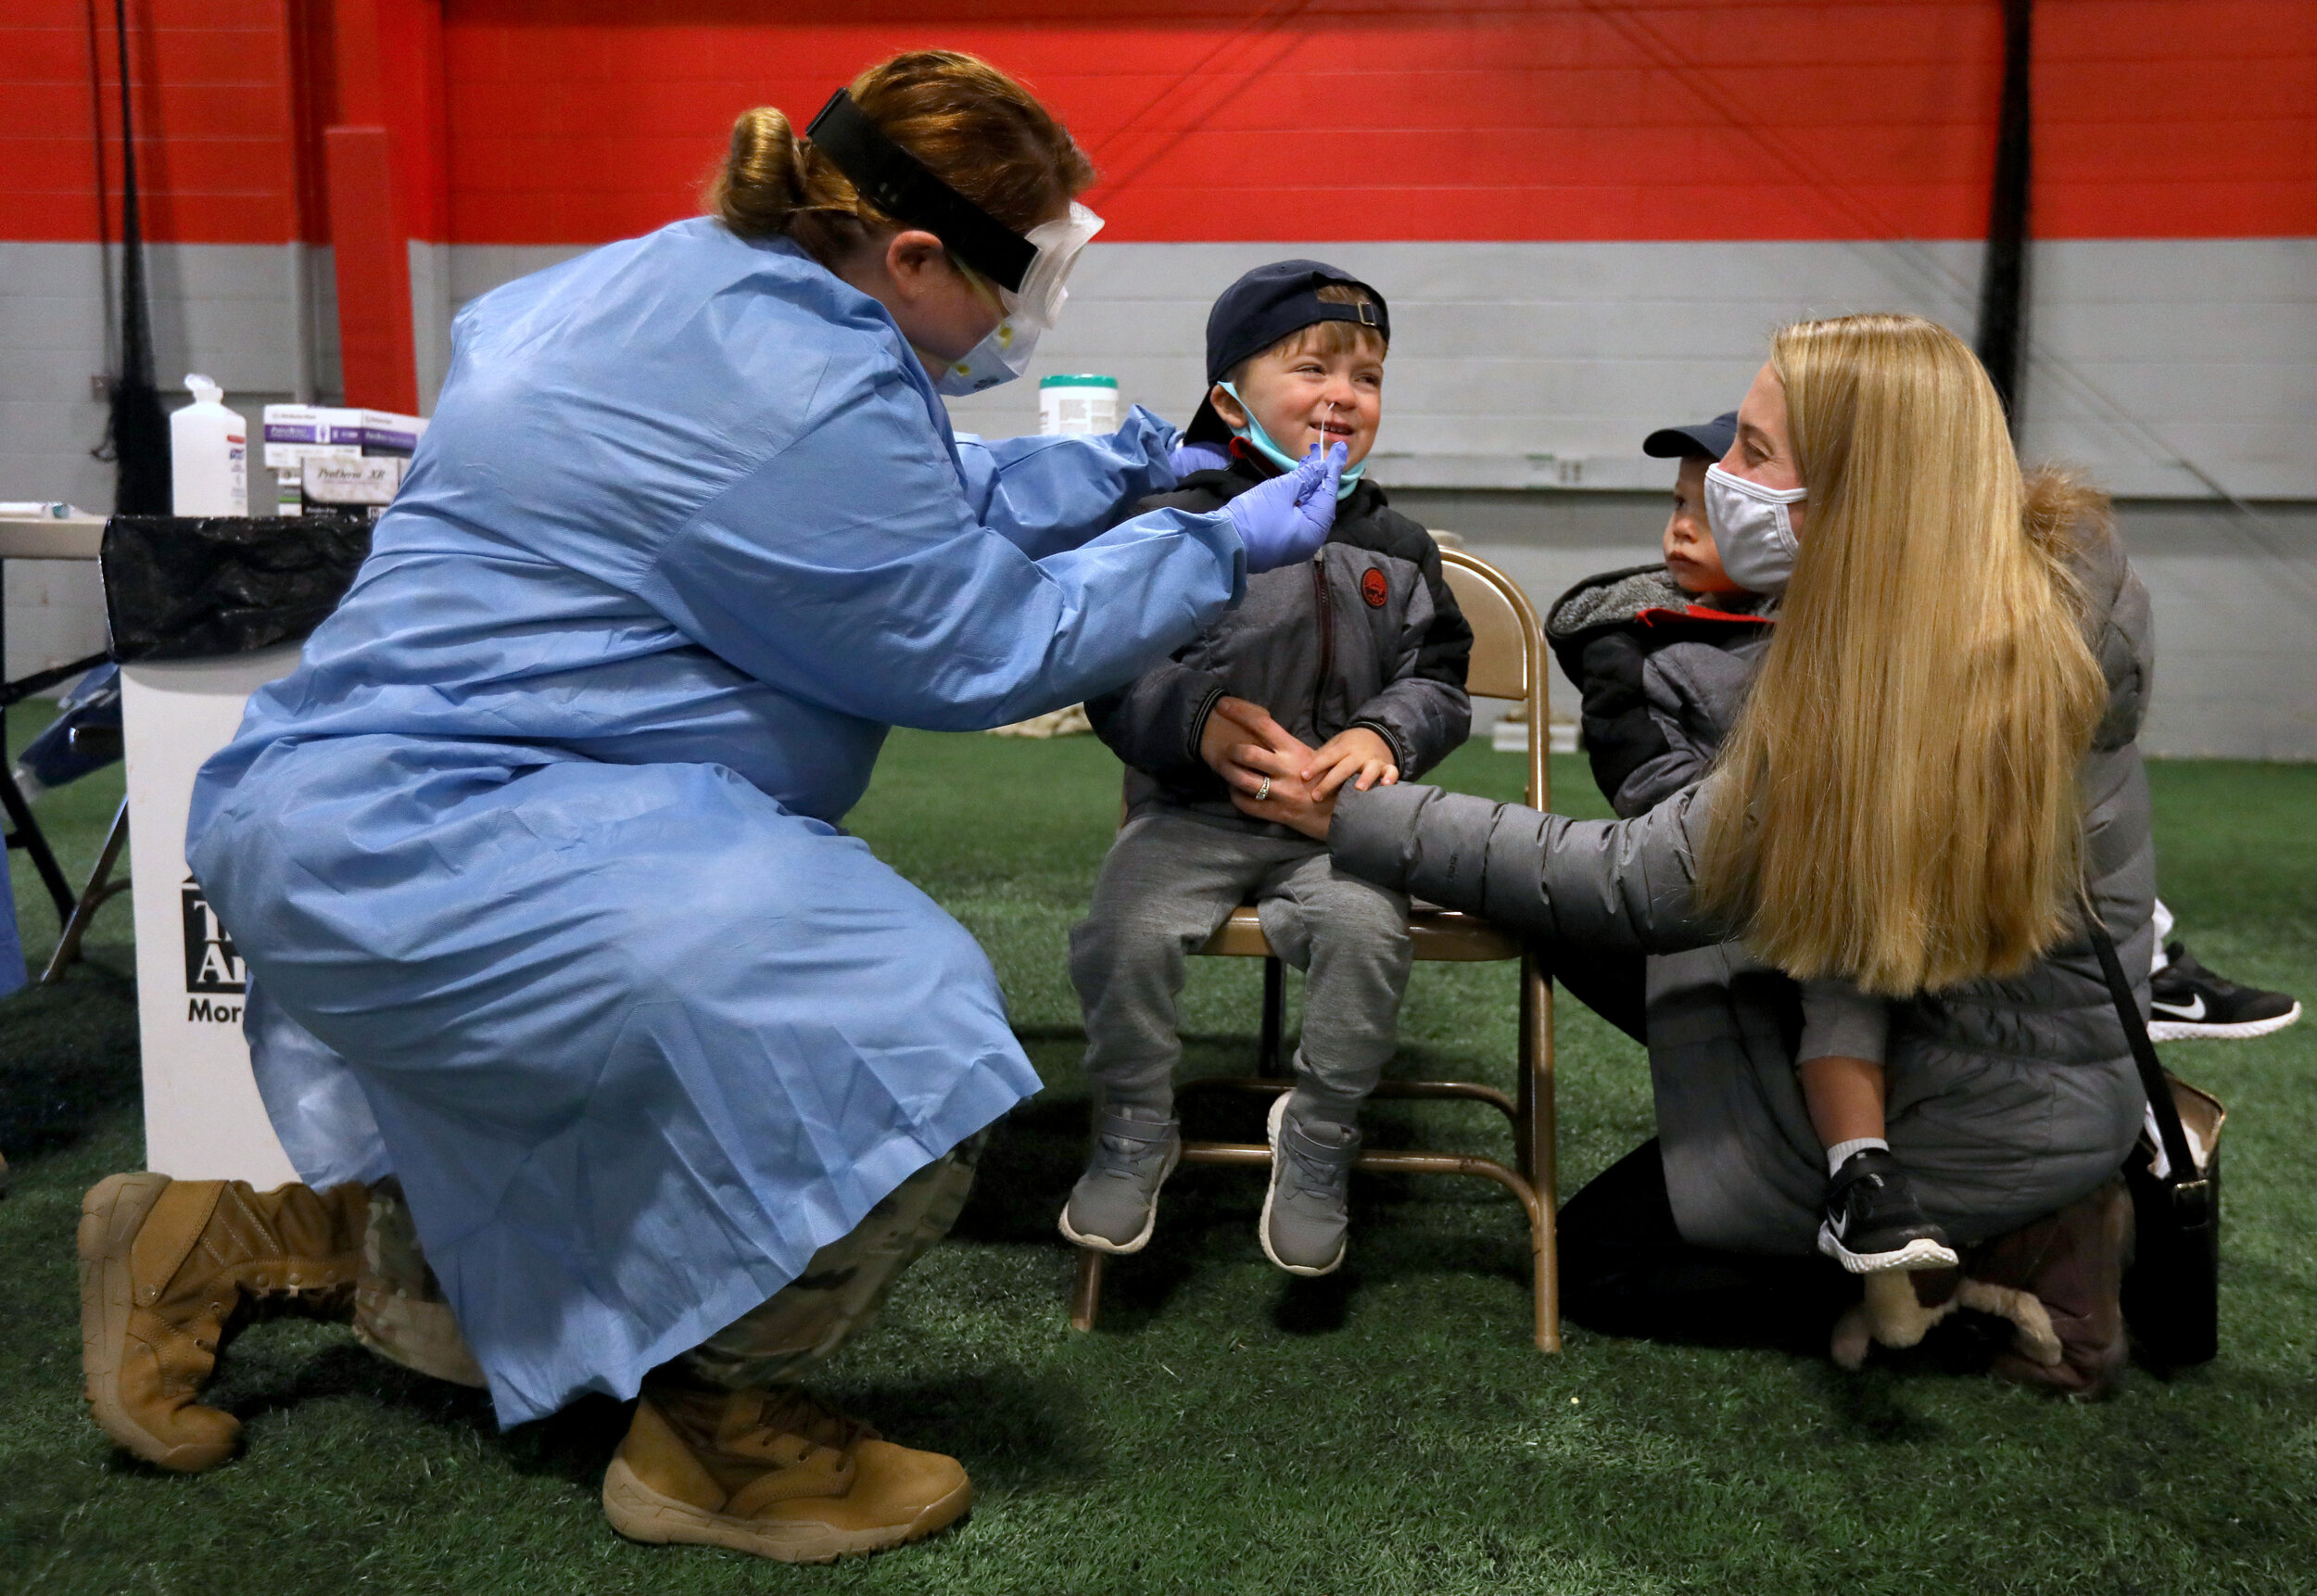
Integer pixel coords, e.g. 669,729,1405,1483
2,716,2312,1594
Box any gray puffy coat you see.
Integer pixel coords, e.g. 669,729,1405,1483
1331,524,2156,1253
1544,564,1773,820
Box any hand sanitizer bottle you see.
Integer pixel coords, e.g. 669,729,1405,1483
171,374,248,516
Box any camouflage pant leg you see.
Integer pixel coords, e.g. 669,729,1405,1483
354,1176,489,1388
681,1130,988,1392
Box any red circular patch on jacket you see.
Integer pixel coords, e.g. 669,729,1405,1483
1360,567,1389,608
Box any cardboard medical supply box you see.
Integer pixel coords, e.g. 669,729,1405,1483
301,455,405,508
104,513,374,1184
263,405,425,517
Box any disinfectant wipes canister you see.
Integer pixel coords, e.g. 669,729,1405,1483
171,376,247,517
1038,374,1121,437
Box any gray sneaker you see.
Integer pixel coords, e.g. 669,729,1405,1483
1260,1094,1357,1276
1058,1109,1180,1254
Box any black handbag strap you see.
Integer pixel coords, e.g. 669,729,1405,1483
2081,889,2209,1221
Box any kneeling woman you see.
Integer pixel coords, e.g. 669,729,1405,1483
79,51,1347,1562
1230,313,2153,1384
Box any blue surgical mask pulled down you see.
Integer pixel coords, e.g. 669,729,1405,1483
1220,382,1364,499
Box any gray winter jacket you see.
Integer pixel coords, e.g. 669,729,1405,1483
1331,523,2156,1253
1088,460,1472,836
1544,564,1773,820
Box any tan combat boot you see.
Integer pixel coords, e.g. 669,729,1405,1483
602,1384,972,1563
78,1172,366,1471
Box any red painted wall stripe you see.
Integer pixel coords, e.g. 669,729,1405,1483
4,0,2312,246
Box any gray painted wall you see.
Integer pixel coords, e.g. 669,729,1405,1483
2,241,337,686
1410,492,2317,763
1,241,336,516
943,238,2316,502
4,237,2310,754
14,236,2306,502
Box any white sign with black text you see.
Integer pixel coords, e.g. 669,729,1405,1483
122,648,304,1184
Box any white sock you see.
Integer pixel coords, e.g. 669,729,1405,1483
1827,1137,1889,1177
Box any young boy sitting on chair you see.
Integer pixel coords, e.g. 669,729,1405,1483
1062,261,1473,1276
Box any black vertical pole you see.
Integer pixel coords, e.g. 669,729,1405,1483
103,0,171,514
1975,0,2032,433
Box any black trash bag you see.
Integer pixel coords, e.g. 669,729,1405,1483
102,513,373,664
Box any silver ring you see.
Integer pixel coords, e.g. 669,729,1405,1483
1255,777,1272,802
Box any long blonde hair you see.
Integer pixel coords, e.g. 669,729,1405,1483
706,51,1093,257
1695,314,2108,995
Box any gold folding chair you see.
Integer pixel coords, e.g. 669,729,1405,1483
1068,547,1560,1349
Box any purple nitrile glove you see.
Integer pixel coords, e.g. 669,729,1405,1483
1169,440,1232,477
1227,441,1345,574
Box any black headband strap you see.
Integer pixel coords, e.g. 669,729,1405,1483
804,89,1036,293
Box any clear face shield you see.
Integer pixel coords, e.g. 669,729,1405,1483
802,89,1103,397
937,204,1104,396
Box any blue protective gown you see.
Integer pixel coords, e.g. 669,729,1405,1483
185,218,1244,1425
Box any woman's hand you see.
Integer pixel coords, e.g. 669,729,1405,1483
1222,738,1338,840
1300,728,1398,802
1200,697,1306,779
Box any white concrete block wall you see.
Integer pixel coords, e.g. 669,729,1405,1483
433,237,2315,502
5,559,108,683
936,239,2316,502
1,241,336,513
3,235,2311,751
1,241,337,679
1402,493,2317,764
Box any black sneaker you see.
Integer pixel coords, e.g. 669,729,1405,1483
1817,1148,1960,1273
2148,943,2302,1042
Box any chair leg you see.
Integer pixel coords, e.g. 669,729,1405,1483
40,797,129,985
1258,955,1285,1077
1070,1248,1106,1332
1519,958,1562,1350
1526,975,1557,1207
1532,1185,1563,1352
1515,968,1537,1185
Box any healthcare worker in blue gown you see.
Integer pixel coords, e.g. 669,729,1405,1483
169,54,1345,1558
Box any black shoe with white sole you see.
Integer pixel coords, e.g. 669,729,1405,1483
1817,1147,1960,1274
2148,943,2302,1041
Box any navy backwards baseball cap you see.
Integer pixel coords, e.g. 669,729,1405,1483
1184,260,1389,445
1641,411,1739,462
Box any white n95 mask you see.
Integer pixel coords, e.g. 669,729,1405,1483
933,317,1043,397
1703,462,1807,596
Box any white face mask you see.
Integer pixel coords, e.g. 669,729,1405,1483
932,316,1043,397
1703,462,1807,596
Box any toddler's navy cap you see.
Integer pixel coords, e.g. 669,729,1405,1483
1642,411,1739,462
1184,260,1389,446
1204,260,1389,384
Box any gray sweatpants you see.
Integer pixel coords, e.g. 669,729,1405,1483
1069,809,1412,1127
